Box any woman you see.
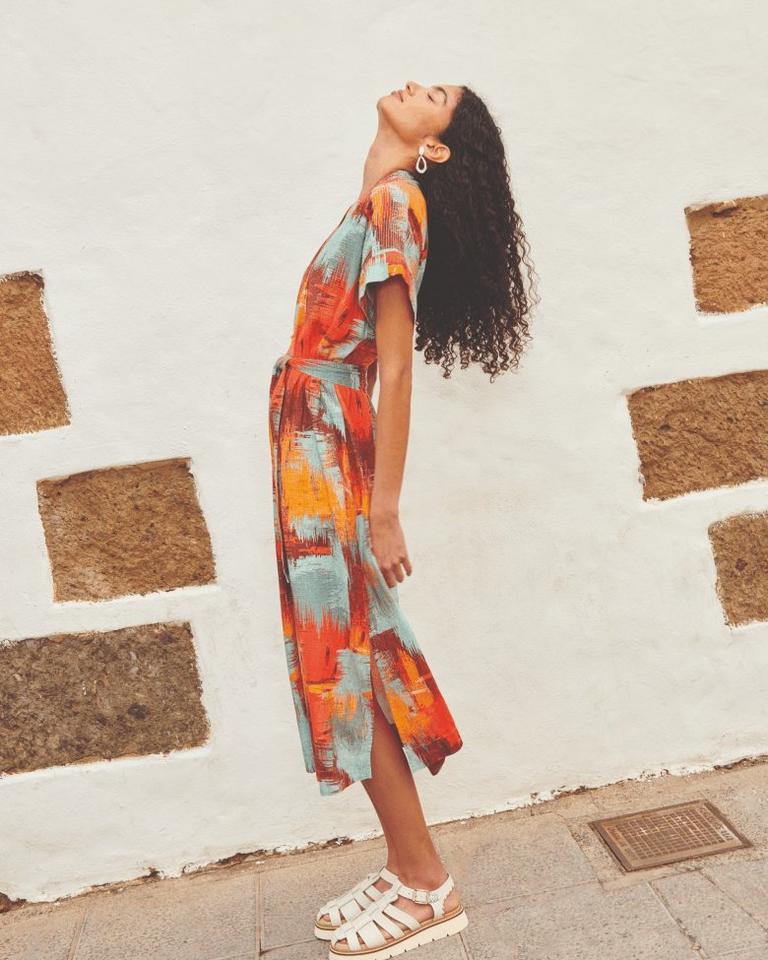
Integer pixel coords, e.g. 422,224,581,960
268,80,536,959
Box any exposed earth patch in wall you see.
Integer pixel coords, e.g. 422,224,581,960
0,271,70,436
709,511,768,626
0,621,209,776
626,369,768,501
37,458,216,602
685,193,768,313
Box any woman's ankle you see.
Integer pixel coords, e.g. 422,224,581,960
397,864,449,890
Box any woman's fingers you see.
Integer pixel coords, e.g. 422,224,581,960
379,554,412,587
369,517,412,587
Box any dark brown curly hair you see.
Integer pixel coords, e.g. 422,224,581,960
413,84,538,381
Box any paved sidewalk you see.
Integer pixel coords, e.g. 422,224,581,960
4,759,768,959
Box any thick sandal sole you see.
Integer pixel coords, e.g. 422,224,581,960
328,905,469,958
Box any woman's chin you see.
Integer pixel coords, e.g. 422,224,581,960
377,99,398,124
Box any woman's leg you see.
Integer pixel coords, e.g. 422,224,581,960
360,666,402,893
360,668,462,925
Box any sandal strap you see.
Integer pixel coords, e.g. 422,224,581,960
379,899,421,931
370,908,407,940
379,865,399,884
338,886,376,924
332,877,455,950
319,865,399,925
333,886,409,949
335,887,400,935
397,872,454,906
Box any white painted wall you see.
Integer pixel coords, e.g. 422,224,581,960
1,0,767,902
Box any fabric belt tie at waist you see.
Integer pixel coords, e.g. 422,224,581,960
272,354,369,390
269,354,369,586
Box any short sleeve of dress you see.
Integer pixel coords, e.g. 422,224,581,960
358,177,428,325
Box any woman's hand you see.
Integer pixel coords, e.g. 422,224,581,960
369,507,413,588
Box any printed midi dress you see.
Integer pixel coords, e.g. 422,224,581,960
268,167,463,795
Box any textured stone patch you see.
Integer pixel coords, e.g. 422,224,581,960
0,621,209,775
709,512,768,626
37,458,216,601
627,369,768,500
685,194,768,313
0,271,70,436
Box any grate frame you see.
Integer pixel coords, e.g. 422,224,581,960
588,799,751,872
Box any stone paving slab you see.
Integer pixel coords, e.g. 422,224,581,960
652,870,768,956
74,870,257,960
461,880,698,960
586,772,708,814
5,760,768,959
703,775,768,853
438,810,594,906
259,930,468,959
702,857,768,927
0,903,84,960
260,844,390,951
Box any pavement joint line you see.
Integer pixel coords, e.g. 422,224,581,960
261,934,322,952
253,872,262,959
647,878,708,957
712,946,768,959
699,865,768,934
458,927,473,959
197,953,257,960
65,906,87,960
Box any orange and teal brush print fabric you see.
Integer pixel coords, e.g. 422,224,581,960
268,168,463,795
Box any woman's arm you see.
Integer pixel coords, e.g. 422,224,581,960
368,276,415,588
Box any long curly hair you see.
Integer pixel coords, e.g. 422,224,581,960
413,84,538,381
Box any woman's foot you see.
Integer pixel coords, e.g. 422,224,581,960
315,865,399,936
330,869,466,955
376,869,461,926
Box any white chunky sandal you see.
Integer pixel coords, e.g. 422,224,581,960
329,872,468,958
314,866,400,940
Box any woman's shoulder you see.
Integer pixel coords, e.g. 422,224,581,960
366,171,426,220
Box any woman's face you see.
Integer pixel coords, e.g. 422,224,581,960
380,81,462,140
